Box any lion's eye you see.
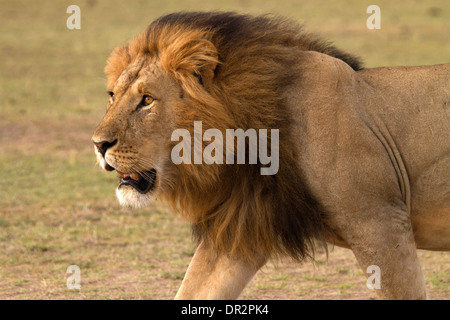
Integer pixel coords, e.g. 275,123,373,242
142,95,155,107
108,91,115,103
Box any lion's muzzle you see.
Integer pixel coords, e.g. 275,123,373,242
93,139,117,171
117,169,157,194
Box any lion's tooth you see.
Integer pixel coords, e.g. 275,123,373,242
130,173,140,181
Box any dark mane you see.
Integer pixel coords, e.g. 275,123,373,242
152,11,362,71
105,12,354,266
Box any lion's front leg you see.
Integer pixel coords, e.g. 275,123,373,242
175,241,266,300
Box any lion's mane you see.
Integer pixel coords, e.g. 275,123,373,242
105,12,362,265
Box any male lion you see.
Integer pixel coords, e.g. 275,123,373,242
92,12,450,299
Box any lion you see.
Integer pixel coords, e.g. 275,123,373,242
92,12,450,299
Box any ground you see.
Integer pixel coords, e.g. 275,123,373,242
0,0,448,299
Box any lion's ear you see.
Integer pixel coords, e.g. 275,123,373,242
186,39,218,88
161,38,219,90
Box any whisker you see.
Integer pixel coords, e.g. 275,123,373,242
137,158,162,173
118,156,177,192
133,162,157,182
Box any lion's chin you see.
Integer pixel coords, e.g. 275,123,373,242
116,186,154,209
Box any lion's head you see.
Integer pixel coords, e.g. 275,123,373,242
92,12,361,265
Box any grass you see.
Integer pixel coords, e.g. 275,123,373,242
338,283,355,295
0,0,449,299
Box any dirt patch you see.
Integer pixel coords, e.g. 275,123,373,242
0,116,96,156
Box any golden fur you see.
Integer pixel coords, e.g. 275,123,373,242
93,12,450,299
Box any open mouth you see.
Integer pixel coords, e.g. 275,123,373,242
116,169,157,194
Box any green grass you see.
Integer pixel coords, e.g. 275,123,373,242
0,0,449,299
302,275,328,283
0,152,116,207
338,283,355,295
257,282,287,291
427,271,450,290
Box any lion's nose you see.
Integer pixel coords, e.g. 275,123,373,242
93,139,118,157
